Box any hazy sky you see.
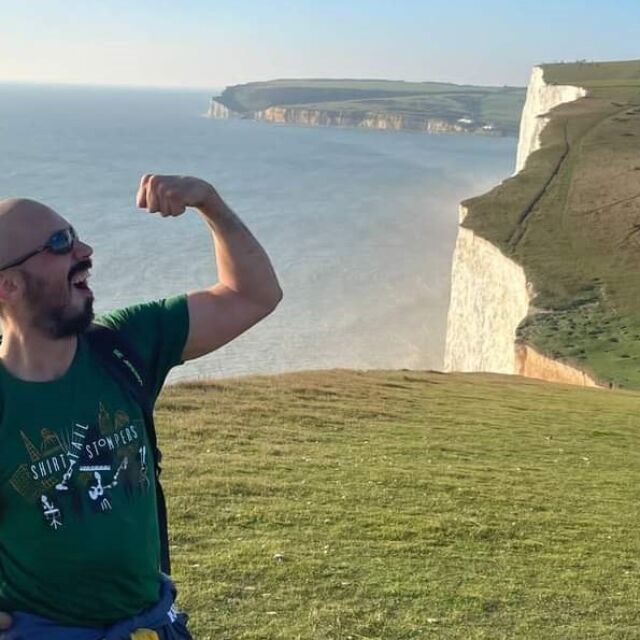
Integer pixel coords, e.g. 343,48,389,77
2,0,639,90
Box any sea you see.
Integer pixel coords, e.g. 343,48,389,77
0,83,517,384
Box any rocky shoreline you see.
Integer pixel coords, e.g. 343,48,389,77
207,98,508,136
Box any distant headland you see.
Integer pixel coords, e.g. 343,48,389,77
207,78,526,137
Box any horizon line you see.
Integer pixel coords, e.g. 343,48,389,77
0,79,224,92
0,76,528,93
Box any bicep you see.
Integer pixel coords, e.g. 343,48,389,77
182,284,278,362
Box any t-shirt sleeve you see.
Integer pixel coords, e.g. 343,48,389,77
95,294,190,402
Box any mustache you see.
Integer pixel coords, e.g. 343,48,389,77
68,259,92,281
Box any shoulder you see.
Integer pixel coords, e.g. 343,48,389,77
96,294,189,334
92,294,190,400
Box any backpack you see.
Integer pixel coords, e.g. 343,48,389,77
86,322,172,576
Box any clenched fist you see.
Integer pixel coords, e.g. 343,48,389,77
136,174,218,217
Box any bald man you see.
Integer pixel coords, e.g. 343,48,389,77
0,175,283,638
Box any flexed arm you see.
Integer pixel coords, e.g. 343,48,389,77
136,174,283,361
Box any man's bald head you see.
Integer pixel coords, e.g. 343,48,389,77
0,198,94,335
0,198,67,269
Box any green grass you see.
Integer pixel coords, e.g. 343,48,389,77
214,79,526,135
158,369,640,639
543,60,640,85
460,59,640,389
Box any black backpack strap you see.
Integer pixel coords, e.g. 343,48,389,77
85,322,172,575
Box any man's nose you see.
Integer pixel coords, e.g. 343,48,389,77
74,238,93,260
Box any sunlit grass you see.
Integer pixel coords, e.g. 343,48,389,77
157,368,640,639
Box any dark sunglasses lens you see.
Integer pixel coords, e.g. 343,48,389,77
48,228,75,253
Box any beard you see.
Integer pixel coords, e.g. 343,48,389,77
22,269,95,339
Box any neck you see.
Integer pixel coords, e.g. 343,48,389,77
0,324,78,382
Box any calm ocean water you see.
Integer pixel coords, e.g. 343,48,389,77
0,83,517,383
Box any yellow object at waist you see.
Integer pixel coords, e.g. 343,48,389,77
130,630,159,640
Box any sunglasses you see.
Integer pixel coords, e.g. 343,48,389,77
0,226,77,271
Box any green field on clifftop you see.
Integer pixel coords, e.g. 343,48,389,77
461,59,640,389
214,79,526,135
160,369,640,639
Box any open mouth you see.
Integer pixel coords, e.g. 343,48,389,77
69,269,91,291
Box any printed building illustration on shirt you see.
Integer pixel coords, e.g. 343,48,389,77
9,403,147,521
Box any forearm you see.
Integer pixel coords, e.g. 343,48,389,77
197,192,283,308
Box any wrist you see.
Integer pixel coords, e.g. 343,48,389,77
197,188,224,215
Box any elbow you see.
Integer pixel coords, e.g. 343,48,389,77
266,266,284,309
268,274,284,307
257,286,283,314
268,287,284,310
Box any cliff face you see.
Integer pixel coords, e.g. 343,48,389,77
444,66,600,387
515,344,600,387
207,97,502,135
514,67,587,173
253,106,475,134
208,99,235,119
444,205,530,373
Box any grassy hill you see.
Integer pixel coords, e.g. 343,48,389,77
214,79,526,136
160,369,640,639
460,59,640,389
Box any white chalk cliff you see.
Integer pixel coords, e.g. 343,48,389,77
444,66,598,386
208,99,492,134
514,67,587,174
207,99,233,119
444,204,531,374
253,106,474,133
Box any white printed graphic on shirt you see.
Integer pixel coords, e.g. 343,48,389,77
8,404,150,530
138,445,150,491
88,457,129,511
41,495,63,530
56,423,90,492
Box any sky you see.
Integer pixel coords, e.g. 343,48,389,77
1,0,639,90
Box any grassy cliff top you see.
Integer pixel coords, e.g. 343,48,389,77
214,78,526,135
160,369,640,638
460,59,640,389
542,59,640,86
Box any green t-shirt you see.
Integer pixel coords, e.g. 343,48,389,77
0,294,189,626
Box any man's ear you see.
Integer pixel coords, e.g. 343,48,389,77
0,272,19,305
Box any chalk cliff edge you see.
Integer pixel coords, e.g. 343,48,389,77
443,66,600,387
